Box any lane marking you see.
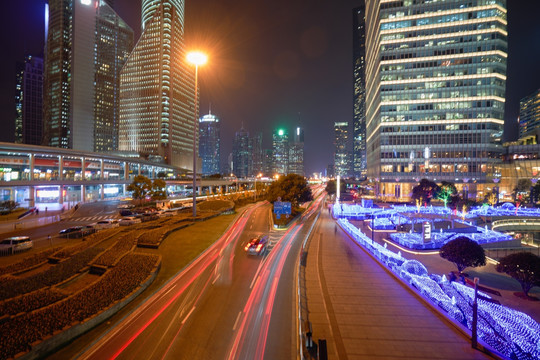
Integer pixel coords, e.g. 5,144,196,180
212,273,221,285
181,306,196,325
233,311,242,331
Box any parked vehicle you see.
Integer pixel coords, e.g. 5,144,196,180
119,209,134,217
141,213,158,222
117,203,135,209
0,236,33,255
59,226,84,237
119,216,142,226
94,219,120,230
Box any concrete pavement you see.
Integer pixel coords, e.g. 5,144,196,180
303,209,490,359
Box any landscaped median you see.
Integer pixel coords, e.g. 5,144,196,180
0,200,240,359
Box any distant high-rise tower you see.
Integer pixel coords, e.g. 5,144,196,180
199,111,221,176
365,0,507,197
250,132,263,176
43,0,133,151
272,128,289,175
352,3,367,178
289,127,304,176
16,56,44,145
119,0,196,169
262,149,273,177
334,122,349,177
233,127,250,178
15,63,24,144
519,88,540,142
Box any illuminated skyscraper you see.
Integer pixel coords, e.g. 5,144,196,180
519,88,540,143
272,129,289,175
289,127,304,176
250,132,263,176
353,3,367,179
334,122,349,177
16,56,44,145
232,127,250,178
199,111,220,176
119,0,196,169
365,0,507,198
43,0,132,152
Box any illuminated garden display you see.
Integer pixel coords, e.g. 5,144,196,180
333,204,518,250
337,218,540,360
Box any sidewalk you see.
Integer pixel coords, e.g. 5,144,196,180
0,208,71,235
303,210,490,359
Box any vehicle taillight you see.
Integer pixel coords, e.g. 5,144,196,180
256,243,263,252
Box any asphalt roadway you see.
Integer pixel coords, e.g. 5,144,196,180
76,199,321,360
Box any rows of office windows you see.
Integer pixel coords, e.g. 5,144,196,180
381,77,505,91
381,55,505,72
382,34,506,52
381,149,498,159
381,99,504,112
381,9,505,31
381,42,505,61
381,22,505,42
380,0,505,13
380,162,494,174
380,123,501,132
381,63,506,81
381,88,505,102
380,133,501,146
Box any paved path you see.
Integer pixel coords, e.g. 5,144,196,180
304,210,490,359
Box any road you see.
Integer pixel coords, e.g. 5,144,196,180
76,197,324,360
0,201,121,252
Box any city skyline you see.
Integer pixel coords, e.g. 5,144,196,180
1,0,540,176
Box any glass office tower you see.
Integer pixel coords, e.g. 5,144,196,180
44,0,132,152
365,0,507,200
353,3,367,179
199,111,221,176
334,122,350,177
519,88,540,142
119,0,195,169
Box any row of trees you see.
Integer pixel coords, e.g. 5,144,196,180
440,236,540,297
127,175,167,203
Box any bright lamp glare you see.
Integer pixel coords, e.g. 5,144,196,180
187,52,207,66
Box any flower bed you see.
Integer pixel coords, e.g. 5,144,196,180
0,247,102,301
0,247,61,276
92,233,136,267
0,253,159,360
0,288,67,316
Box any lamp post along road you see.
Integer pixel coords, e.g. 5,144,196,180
187,51,207,218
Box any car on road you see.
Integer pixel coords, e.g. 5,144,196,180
0,236,33,255
244,235,269,256
59,226,84,237
117,203,135,209
94,219,120,230
119,216,142,226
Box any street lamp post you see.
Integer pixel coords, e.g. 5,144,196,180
187,51,207,218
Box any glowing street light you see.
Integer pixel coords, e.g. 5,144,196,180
187,51,207,218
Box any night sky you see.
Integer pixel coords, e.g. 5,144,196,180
2,1,540,176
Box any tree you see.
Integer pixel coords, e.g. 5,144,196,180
325,180,345,196
484,189,498,207
513,178,531,203
436,181,457,207
412,179,440,205
496,252,540,297
439,236,486,273
150,179,167,200
127,175,152,203
266,174,312,207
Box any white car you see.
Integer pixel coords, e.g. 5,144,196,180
0,236,33,254
119,216,142,226
94,219,120,230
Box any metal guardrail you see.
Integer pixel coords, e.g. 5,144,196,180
492,218,540,230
